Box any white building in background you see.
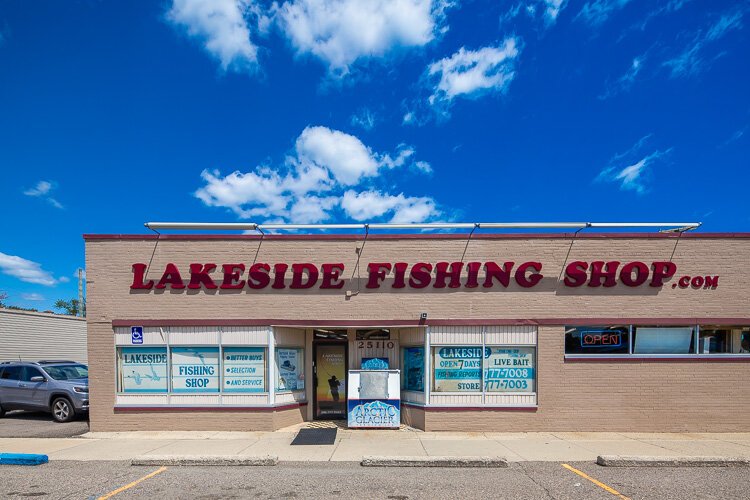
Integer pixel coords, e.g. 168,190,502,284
0,309,87,363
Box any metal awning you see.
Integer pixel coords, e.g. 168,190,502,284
144,221,701,233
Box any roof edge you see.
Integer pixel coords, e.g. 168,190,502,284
84,232,750,241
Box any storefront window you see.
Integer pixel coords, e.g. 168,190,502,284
223,347,266,393
633,327,695,354
564,326,629,355
401,347,424,392
699,326,750,354
432,346,483,392
171,347,220,393
118,347,168,393
276,347,304,392
484,347,535,393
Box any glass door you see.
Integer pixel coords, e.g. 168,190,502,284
313,342,347,419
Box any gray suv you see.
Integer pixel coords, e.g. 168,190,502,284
0,361,89,422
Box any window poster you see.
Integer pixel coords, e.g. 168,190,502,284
433,346,484,392
483,347,535,392
120,347,168,393
171,347,220,393
402,347,424,392
276,348,304,391
224,347,266,392
315,344,347,417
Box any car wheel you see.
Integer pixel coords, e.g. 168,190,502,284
51,397,75,423
0,403,5,418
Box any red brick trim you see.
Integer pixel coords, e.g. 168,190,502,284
113,402,307,412
402,402,537,412
83,232,750,241
112,319,426,327
111,318,750,328
564,356,750,363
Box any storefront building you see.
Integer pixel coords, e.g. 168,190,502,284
84,231,750,432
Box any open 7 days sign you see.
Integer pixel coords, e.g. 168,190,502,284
130,260,719,291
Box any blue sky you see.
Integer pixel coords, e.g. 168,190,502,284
0,0,748,311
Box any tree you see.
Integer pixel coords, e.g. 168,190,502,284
0,292,39,312
54,298,86,317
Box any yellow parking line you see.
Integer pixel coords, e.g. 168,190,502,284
561,463,631,500
97,466,168,500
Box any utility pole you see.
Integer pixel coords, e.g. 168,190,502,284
78,268,85,317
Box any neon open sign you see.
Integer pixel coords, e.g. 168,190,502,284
580,330,623,348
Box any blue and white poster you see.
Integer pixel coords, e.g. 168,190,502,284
361,357,389,370
433,346,536,393
276,348,303,391
171,347,220,393
483,347,535,393
224,347,265,392
120,347,168,393
433,346,485,392
347,399,401,428
402,347,424,392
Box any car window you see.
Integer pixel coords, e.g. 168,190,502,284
0,366,22,380
21,367,45,382
43,364,88,380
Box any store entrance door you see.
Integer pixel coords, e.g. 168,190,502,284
313,341,348,419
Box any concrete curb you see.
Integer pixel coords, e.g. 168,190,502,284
0,453,49,466
597,455,750,467
361,456,508,468
131,455,278,466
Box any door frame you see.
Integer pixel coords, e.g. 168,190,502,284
312,340,348,420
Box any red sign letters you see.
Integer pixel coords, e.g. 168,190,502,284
130,260,717,291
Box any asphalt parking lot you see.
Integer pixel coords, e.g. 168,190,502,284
2,461,750,499
0,411,89,438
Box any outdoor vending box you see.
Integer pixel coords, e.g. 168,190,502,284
346,369,401,429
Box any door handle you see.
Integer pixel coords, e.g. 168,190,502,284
18,383,27,387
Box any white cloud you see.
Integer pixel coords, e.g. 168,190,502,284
167,0,259,73
599,54,645,99
719,126,747,148
426,39,520,112
0,252,59,286
21,293,45,301
274,0,452,75
195,126,436,223
23,180,63,209
595,136,672,194
577,0,632,27
23,181,52,196
501,1,567,27
628,0,689,33
341,190,438,223
350,107,377,131
289,195,338,223
663,7,746,78
294,126,380,185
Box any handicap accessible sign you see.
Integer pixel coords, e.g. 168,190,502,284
131,326,144,344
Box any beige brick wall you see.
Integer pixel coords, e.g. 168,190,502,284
86,236,746,323
425,326,750,432
85,235,750,432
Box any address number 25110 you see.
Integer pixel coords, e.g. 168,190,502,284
357,341,395,349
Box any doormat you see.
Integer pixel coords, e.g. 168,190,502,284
290,428,337,445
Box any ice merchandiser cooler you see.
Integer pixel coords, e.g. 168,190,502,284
346,369,401,429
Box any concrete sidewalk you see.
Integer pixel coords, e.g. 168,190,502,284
3,428,750,462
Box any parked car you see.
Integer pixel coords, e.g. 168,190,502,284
0,360,89,422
